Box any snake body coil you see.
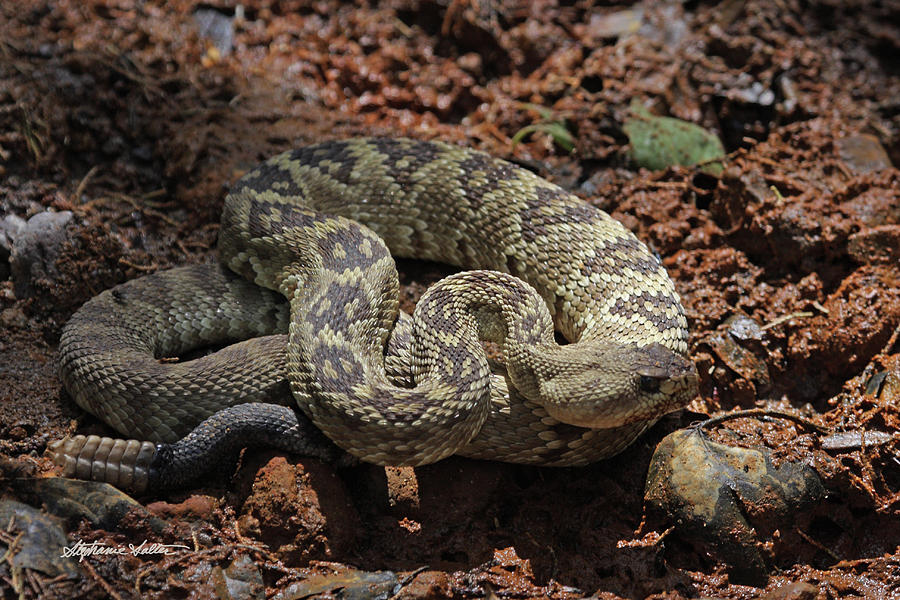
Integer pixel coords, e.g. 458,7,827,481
51,138,698,491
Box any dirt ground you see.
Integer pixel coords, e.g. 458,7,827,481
1,1,899,598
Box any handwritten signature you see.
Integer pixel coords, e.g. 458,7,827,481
60,539,190,562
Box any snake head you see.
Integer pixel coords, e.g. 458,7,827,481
533,341,699,429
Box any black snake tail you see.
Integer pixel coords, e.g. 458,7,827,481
47,403,347,492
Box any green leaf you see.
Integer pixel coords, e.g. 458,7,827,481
512,123,575,153
512,104,576,153
624,103,726,175
517,102,555,121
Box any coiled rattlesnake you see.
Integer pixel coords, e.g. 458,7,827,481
50,138,698,491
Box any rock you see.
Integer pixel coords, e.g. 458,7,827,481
702,314,771,400
0,306,28,329
193,7,234,57
0,499,79,578
274,569,398,600
645,428,825,587
0,213,26,280
8,210,73,299
581,8,644,40
395,571,453,600
18,477,168,534
758,581,819,600
209,553,265,600
837,134,893,174
847,225,900,265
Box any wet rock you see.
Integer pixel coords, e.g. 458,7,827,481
837,134,893,174
0,499,79,578
209,553,265,600
584,8,643,40
395,570,453,600
876,357,900,401
275,569,398,600
726,313,764,342
703,314,771,400
838,180,900,228
847,225,900,264
0,306,28,329
0,214,25,280
193,7,234,57
758,581,819,600
645,428,825,587
8,210,73,299
17,477,168,533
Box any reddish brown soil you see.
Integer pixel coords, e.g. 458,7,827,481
1,1,899,599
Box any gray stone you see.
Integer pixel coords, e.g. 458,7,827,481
8,210,73,299
0,213,26,281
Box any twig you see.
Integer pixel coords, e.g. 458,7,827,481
82,559,124,600
73,165,99,203
760,311,814,332
645,180,689,189
88,193,180,227
880,323,900,356
763,172,807,195
118,258,158,272
114,193,180,227
796,528,841,563
26,568,48,598
388,566,431,600
696,408,830,435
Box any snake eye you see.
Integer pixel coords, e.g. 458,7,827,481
639,375,660,393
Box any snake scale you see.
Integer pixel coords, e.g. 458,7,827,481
49,138,698,492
